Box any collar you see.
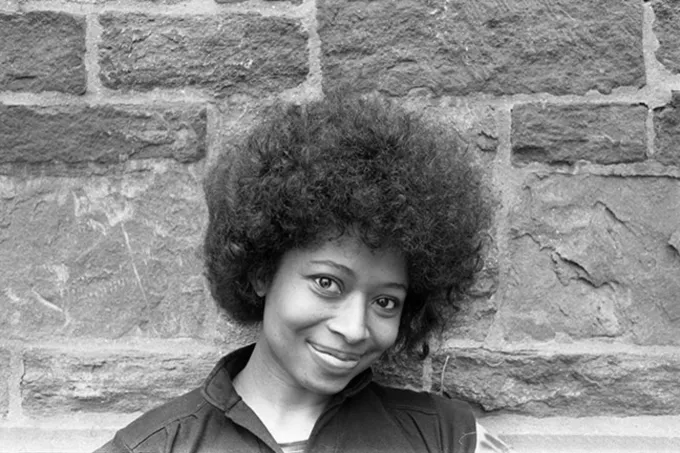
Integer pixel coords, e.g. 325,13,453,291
201,343,375,413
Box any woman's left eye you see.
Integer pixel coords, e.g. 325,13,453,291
374,297,398,311
313,276,342,294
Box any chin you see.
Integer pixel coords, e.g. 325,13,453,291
304,372,356,396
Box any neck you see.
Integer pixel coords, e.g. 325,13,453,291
233,341,330,443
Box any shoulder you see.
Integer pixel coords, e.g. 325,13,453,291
98,387,212,452
366,383,477,453
370,383,475,420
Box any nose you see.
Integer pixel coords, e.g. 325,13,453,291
326,294,370,344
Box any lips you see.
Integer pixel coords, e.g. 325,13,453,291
309,342,361,362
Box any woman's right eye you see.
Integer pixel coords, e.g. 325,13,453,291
313,276,342,294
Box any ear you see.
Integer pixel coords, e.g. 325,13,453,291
249,269,268,298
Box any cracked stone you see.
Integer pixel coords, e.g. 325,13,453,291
22,348,217,415
496,174,680,344
99,13,308,97
652,1,680,74
512,103,647,165
654,91,680,166
0,349,9,417
319,0,644,96
0,165,221,341
0,104,206,166
431,347,680,416
669,230,680,255
0,12,86,94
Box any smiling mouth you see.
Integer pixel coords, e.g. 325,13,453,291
308,342,361,369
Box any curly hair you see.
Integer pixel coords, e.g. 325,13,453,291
203,94,490,358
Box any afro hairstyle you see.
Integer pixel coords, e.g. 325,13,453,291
203,93,490,358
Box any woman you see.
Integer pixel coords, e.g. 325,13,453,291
96,94,508,452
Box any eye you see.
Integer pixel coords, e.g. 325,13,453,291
374,297,399,311
313,276,342,294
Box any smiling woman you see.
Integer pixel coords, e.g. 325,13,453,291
94,93,506,453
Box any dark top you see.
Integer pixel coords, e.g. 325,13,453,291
94,344,477,453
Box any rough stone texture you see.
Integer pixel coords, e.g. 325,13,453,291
652,0,680,74
22,349,217,415
372,356,424,390
512,104,648,165
495,174,680,345
654,91,680,166
215,0,302,4
0,12,86,94
99,14,308,96
411,102,500,155
0,165,218,340
0,104,206,166
0,348,9,418
31,0,186,3
0,427,115,453
407,102,500,341
432,348,680,416
319,0,644,96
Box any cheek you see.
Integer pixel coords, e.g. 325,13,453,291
265,285,325,329
370,316,401,350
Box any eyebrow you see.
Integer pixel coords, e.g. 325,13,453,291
309,260,408,292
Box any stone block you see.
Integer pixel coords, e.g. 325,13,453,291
432,348,680,416
99,13,308,96
0,348,9,418
22,348,218,415
318,0,644,96
409,102,500,155
652,0,680,74
495,174,680,345
0,165,219,340
512,104,647,165
0,427,116,453
0,104,206,165
399,101,501,342
214,0,300,4
0,12,86,94
654,91,680,166
372,355,424,390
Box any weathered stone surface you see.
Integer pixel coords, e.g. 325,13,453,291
654,91,680,166
32,0,185,3
99,14,308,96
0,12,86,94
0,348,9,418
413,102,500,155
512,104,648,165
0,165,219,340
432,348,680,416
319,0,644,96
215,0,300,4
402,102,500,341
0,104,206,166
652,1,680,74
0,427,115,453
22,348,218,415
372,355,424,390
495,174,680,345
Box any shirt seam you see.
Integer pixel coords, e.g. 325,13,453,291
127,398,210,450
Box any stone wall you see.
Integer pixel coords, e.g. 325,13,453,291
1,0,680,451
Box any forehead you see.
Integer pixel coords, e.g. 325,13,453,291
286,234,408,283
